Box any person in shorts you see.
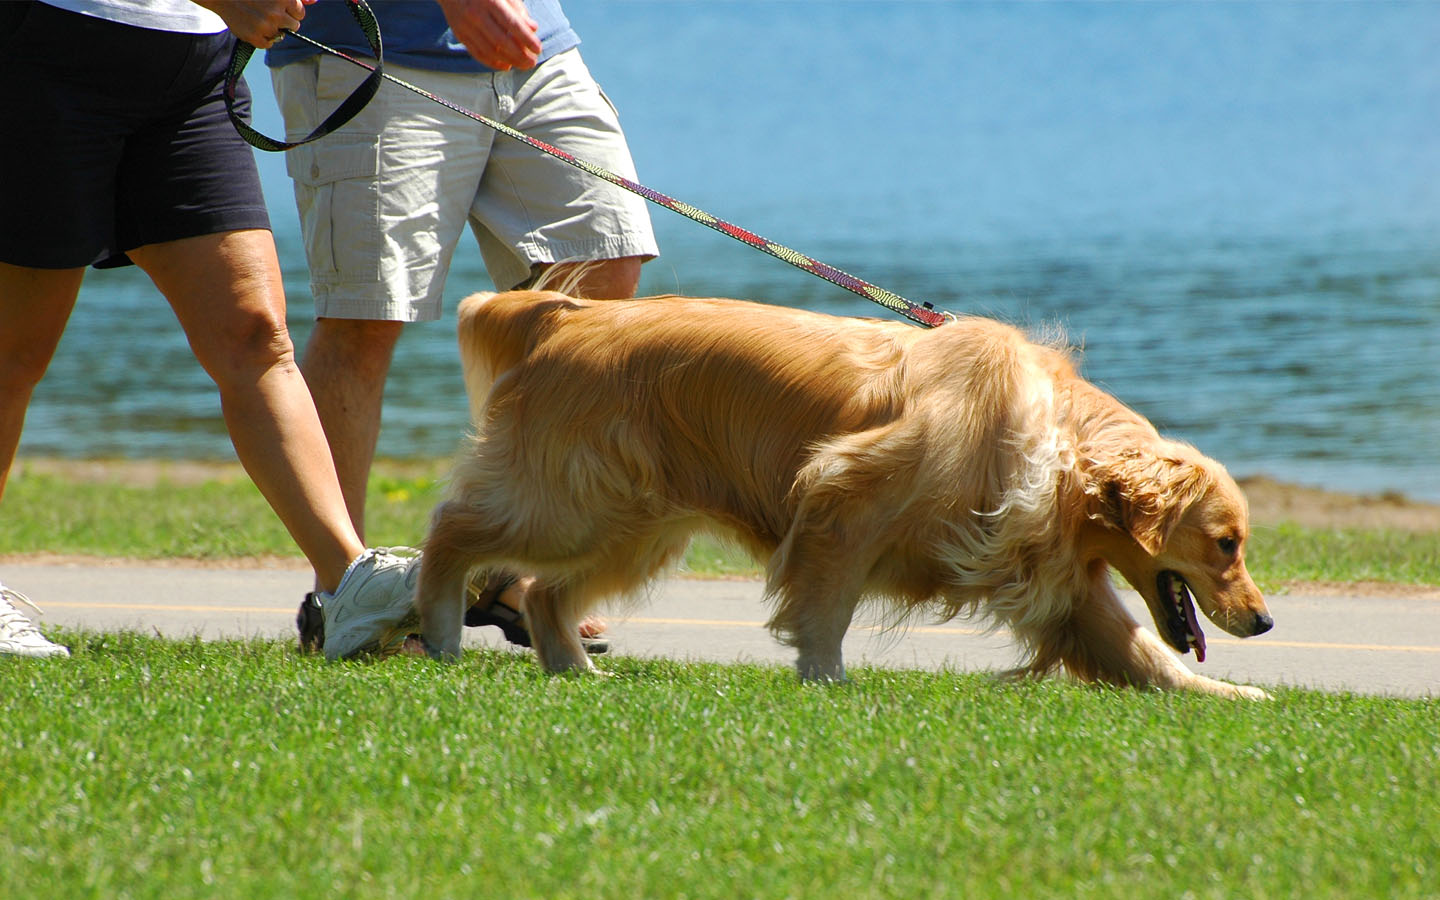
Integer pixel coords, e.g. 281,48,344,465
266,0,658,650
0,0,422,660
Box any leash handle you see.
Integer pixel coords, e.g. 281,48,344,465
223,0,383,152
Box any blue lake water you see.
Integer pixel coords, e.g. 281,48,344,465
21,1,1440,499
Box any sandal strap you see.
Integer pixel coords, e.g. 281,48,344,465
463,571,531,645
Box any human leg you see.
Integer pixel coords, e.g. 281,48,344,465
526,256,645,299
127,230,365,591
0,263,84,659
299,317,404,537
275,57,499,531
130,230,425,657
0,264,84,500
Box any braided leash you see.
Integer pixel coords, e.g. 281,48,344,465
227,0,952,328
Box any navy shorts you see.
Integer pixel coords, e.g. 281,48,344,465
0,1,271,269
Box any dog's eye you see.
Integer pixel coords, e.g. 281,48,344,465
1217,537,1239,556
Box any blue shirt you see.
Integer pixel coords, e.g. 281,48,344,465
264,0,578,73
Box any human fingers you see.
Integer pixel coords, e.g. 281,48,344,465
198,0,304,47
439,0,541,70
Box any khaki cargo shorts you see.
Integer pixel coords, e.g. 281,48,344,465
273,49,658,321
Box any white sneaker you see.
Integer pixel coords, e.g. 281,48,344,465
321,547,422,661
1,582,71,659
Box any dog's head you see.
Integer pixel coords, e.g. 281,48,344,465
1081,444,1273,661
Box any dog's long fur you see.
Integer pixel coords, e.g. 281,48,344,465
417,290,1274,698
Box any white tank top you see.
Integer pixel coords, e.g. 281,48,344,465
40,0,228,35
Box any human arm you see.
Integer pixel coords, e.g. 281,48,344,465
192,0,315,47
436,0,542,70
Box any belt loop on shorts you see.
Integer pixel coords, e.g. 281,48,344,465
493,69,514,117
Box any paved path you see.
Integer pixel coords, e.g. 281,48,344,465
11,561,1437,698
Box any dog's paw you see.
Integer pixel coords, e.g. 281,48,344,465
537,650,600,676
408,634,463,662
1231,683,1273,701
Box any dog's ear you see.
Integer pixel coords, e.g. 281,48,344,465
1085,450,1212,556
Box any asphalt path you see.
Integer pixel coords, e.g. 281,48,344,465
11,561,1437,698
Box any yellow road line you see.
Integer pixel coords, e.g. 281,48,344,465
43,601,1439,654
45,600,288,616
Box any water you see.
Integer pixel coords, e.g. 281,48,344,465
21,1,1440,499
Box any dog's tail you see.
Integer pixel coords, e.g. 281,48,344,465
456,289,584,424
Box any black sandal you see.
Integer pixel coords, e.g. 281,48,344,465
464,570,610,655
297,592,325,654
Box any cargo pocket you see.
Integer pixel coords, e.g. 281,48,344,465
284,134,382,283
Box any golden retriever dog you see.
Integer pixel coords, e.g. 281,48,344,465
415,290,1274,699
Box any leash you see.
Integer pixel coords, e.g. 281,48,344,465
225,0,952,328
224,0,384,152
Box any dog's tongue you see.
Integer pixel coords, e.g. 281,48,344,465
1183,592,1207,663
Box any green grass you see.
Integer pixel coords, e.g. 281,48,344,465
2,461,1437,586
3,632,1436,899
0,463,759,574
3,467,1435,896
1250,522,1440,585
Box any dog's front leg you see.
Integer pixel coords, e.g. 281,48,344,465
415,565,469,661
417,499,492,660
794,639,850,682
1063,576,1271,700
1124,627,1272,700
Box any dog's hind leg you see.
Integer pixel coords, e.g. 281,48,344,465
522,580,596,674
782,589,863,683
767,510,876,682
769,423,918,681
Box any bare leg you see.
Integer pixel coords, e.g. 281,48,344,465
0,264,81,658
299,317,403,539
128,230,364,591
0,263,85,501
524,256,644,299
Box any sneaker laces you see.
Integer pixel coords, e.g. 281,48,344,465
373,545,421,558
0,583,50,636
327,546,423,599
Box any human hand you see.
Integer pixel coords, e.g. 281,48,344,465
436,0,542,70
195,0,314,48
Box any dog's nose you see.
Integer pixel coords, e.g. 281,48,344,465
1252,611,1274,636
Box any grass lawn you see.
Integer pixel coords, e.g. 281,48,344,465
3,633,1436,899
2,460,1437,897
